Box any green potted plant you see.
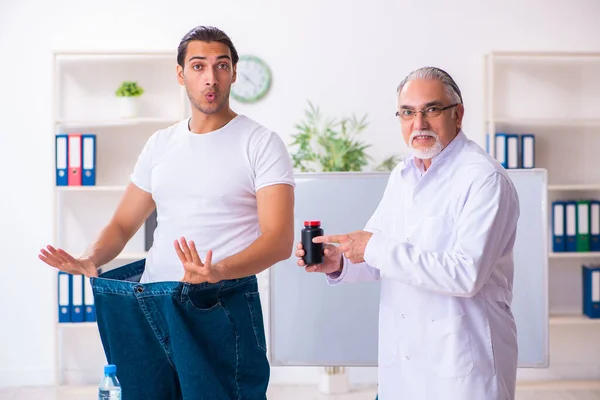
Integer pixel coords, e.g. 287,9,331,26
115,81,144,118
375,154,402,171
289,101,372,172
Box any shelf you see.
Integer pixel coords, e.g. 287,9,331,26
548,184,600,191
489,51,600,60
56,117,179,129
57,322,96,329
55,50,174,59
55,384,97,393
549,252,600,259
56,185,127,192
549,314,600,325
50,252,147,261
487,118,600,127
115,252,147,260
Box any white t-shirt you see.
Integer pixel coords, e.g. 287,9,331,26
130,115,295,283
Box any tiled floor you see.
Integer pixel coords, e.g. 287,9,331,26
1,382,600,400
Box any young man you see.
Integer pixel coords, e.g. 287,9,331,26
39,26,295,399
296,67,520,400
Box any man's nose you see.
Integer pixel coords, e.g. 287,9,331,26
412,112,429,130
204,68,218,86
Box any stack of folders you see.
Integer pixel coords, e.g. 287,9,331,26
55,133,96,186
487,133,535,169
552,200,600,253
58,271,96,323
582,264,600,318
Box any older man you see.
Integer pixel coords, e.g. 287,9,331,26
296,67,520,400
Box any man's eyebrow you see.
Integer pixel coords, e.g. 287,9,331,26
399,100,444,109
188,55,232,62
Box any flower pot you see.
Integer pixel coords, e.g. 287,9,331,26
117,96,139,118
318,367,349,394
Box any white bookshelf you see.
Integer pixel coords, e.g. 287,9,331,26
56,185,127,192
484,51,600,383
548,184,600,191
52,50,189,386
549,314,600,326
56,117,182,130
549,252,600,259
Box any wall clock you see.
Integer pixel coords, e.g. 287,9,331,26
231,55,272,103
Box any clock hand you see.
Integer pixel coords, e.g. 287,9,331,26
241,72,257,88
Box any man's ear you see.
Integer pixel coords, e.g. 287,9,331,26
455,104,465,129
231,64,237,84
177,64,184,86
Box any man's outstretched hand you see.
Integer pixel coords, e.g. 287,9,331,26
312,230,373,264
38,245,98,277
175,237,222,284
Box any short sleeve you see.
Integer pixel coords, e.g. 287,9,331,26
253,131,295,191
130,133,157,193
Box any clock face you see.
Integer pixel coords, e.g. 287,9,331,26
231,55,272,103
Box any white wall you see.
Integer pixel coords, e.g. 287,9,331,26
1,0,599,387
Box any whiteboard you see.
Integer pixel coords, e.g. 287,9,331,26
268,169,549,368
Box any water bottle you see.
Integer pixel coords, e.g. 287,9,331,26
98,364,121,400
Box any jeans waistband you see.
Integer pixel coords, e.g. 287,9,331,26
90,259,257,297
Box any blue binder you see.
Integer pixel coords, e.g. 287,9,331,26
71,274,84,322
506,134,519,169
84,276,96,322
582,264,600,318
552,201,566,252
81,134,96,186
494,133,508,168
565,201,577,252
591,201,600,252
58,271,71,322
55,134,69,186
521,134,535,169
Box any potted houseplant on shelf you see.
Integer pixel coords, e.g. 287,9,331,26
115,81,144,118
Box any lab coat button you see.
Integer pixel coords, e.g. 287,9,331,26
401,314,405,318
406,237,410,243
405,356,410,360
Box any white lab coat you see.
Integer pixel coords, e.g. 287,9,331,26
328,131,520,400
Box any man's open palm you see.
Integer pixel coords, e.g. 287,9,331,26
175,237,221,284
38,245,98,277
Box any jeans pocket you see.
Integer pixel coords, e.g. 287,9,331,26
185,286,222,313
245,291,267,352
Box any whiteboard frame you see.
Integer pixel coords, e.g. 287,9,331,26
509,168,550,368
266,169,549,368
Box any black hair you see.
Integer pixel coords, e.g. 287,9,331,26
177,26,239,68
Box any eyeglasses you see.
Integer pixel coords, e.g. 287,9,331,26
395,103,459,121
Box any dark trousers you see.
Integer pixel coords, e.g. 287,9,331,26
90,259,269,400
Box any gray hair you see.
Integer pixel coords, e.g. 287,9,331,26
396,67,463,105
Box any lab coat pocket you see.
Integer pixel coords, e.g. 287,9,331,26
424,314,474,379
411,214,454,252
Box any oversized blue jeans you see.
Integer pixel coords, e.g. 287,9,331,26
90,259,269,399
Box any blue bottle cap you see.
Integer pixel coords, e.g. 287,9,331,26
104,364,117,374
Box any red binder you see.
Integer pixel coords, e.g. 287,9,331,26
68,134,82,186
